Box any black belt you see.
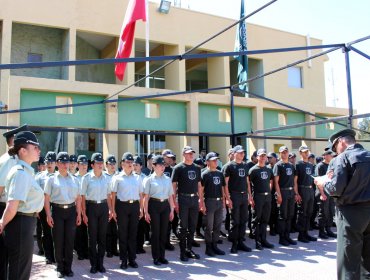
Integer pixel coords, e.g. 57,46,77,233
17,212,38,217
120,199,139,204
150,198,168,202
51,202,75,209
179,193,198,197
255,192,270,196
87,199,107,204
205,197,222,201
281,187,294,190
230,190,247,194
299,185,312,189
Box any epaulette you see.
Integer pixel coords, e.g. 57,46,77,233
16,164,25,171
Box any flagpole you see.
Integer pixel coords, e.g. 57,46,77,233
145,0,151,155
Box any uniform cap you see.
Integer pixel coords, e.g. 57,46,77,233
227,148,234,156
133,156,143,165
69,154,78,162
322,150,333,156
205,152,219,161
329,129,356,152
56,152,69,162
152,155,165,165
288,152,296,159
45,151,57,162
77,155,88,164
298,145,309,152
38,156,45,165
3,124,28,140
267,152,278,159
308,153,315,159
233,145,245,153
279,146,289,153
182,146,195,154
14,131,39,146
194,158,205,167
147,153,155,160
122,152,134,161
257,148,267,156
105,154,116,164
91,153,103,163
162,149,175,158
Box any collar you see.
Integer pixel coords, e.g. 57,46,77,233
18,159,35,176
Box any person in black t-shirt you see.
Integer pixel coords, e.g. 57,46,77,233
248,149,274,250
294,145,317,243
223,145,252,254
171,146,203,262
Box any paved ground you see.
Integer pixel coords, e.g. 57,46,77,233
30,229,337,280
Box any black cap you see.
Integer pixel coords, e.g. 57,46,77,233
106,155,116,164
152,155,165,165
147,153,155,160
206,152,219,161
162,149,175,158
133,156,143,165
298,145,309,152
182,146,195,154
308,153,315,159
329,129,356,150
256,148,267,156
122,152,134,161
38,156,45,165
45,151,57,162
279,146,288,153
324,142,333,152
69,154,77,162
14,131,39,146
322,150,333,156
56,152,69,162
3,124,28,140
194,158,205,167
288,152,296,159
77,155,88,164
91,153,103,163
267,152,278,159
233,145,245,153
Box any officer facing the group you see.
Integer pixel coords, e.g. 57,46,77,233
315,129,370,280
81,153,113,274
111,152,143,270
248,149,274,250
0,131,44,280
44,152,82,278
172,146,203,262
143,155,175,265
200,152,226,257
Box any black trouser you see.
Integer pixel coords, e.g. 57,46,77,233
316,190,333,229
277,189,295,235
252,194,271,242
75,222,88,257
3,215,36,280
203,199,223,243
116,200,139,262
269,190,278,233
336,203,370,280
36,217,43,252
0,203,7,280
52,205,77,273
86,202,109,268
196,212,204,234
296,187,314,233
225,206,231,232
310,186,319,228
229,192,248,242
137,217,149,249
39,208,55,261
171,212,179,235
178,195,199,251
149,200,170,260
106,219,119,254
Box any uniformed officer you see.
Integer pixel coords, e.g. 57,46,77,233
35,155,46,256
273,146,297,246
69,154,78,174
200,152,226,257
142,154,154,176
248,149,274,250
172,146,203,261
81,153,113,274
294,145,317,243
0,124,28,280
44,152,82,278
104,155,120,258
111,152,143,270
74,155,89,260
37,155,46,172
0,130,44,280
315,129,370,279
143,155,175,265
245,151,257,239
222,148,235,237
267,152,278,236
223,145,251,253
35,151,56,264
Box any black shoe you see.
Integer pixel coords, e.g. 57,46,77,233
205,244,216,257
137,247,146,254
326,229,337,238
90,266,98,274
195,232,205,239
159,258,169,264
106,252,113,258
298,233,310,243
305,233,317,242
237,241,252,252
37,250,45,256
319,231,329,239
153,259,161,266
220,231,227,237
57,271,64,278
65,270,74,277
192,240,201,247
112,251,120,256
285,236,297,245
212,244,225,255
144,240,151,246
261,240,274,249
98,265,106,273
230,243,238,254
279,237,290,246
165,243,175,251
128,260,138,268
46,259,54,265
249,232,255,239
255,242,263,250
186,250,200,259
180,252,189,262
120,261,128,270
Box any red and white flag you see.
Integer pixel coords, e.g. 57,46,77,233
115,0,147,81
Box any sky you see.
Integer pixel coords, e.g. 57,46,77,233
152,0,370,115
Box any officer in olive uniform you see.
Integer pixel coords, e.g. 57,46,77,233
315,129,370,280
294,146,317,243
200,152,226,257
35,151,57,264
223,145,252,253
111,152,143,270
172,146,203,262
44,152,82,278
248,149,274,250
81,153,113,274
143,155,175,265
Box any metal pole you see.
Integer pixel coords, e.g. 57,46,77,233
230,88,236,146
344,46,354,128
145,0,151,155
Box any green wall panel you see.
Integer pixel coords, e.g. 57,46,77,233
118,99,187,131
20,90,105,128
315,115,346,138
199,104,252,134
263,110,305,136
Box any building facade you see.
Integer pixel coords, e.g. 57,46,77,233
0,0,348,162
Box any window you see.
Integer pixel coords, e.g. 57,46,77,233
288,66,303,88
27,53,42,63
326,122,335,130
56,96,73,114
292,140,301,150
219,108,231,123
145,103,159,119
278,113,287,126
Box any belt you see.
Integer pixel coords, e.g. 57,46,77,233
17,212,38,217
87,199,107,204
205,197,222,201
299,185,312,189
150,198,168,202
230,190,247,194
120,199,139,204
255,192,269,196
51,202,75,209
179,193,198,197
281,187,294,190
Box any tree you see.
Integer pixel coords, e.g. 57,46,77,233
358,118,370,139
